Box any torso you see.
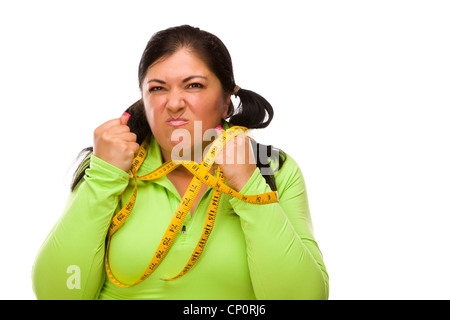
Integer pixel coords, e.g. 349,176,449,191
168,175,208,214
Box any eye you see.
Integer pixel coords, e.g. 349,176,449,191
149,86,164,92
187,83,204,89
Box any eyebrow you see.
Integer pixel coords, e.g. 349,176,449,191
147,75,208,84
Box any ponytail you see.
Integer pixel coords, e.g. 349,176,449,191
228,88,274,129
123,99,151,145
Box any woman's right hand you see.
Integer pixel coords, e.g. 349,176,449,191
93,112,140,172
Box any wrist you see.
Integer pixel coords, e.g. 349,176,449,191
88,155,131,183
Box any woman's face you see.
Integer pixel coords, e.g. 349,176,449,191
142,48,230,161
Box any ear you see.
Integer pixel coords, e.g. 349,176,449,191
222,93,232,119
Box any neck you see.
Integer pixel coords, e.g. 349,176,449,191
160,140,216,178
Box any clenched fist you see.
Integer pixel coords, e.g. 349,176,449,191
93,112,140,172
214,126,257,192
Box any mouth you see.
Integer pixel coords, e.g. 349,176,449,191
166,118,189,127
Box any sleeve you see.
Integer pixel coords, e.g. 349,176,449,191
228,154,329,300
31,155,130,300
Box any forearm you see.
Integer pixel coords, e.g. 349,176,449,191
32,156,130,299
230,169,329,300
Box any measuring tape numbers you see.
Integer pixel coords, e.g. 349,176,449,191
104,126,279,288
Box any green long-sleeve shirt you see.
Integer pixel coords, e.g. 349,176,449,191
32,132,329,300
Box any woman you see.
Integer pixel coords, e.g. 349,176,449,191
32,25,329,300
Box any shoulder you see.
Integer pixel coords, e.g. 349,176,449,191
250,139,306,194
271,150,307,197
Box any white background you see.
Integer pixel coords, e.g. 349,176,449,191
1,0,449,300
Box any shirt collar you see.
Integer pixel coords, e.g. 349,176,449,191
137,133,164,176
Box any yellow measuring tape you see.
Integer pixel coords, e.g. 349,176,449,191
105,126,279,287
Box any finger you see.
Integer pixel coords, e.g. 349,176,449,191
215,124,225,134
237,135,256,165
214,124,227,151
214,125,225,164
96,118,122,132
120,112,131,125
130,142,141,155
119,132,138,143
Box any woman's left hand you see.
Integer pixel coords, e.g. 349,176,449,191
214,126,257,191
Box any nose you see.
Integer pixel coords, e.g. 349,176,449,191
165,90,186,114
